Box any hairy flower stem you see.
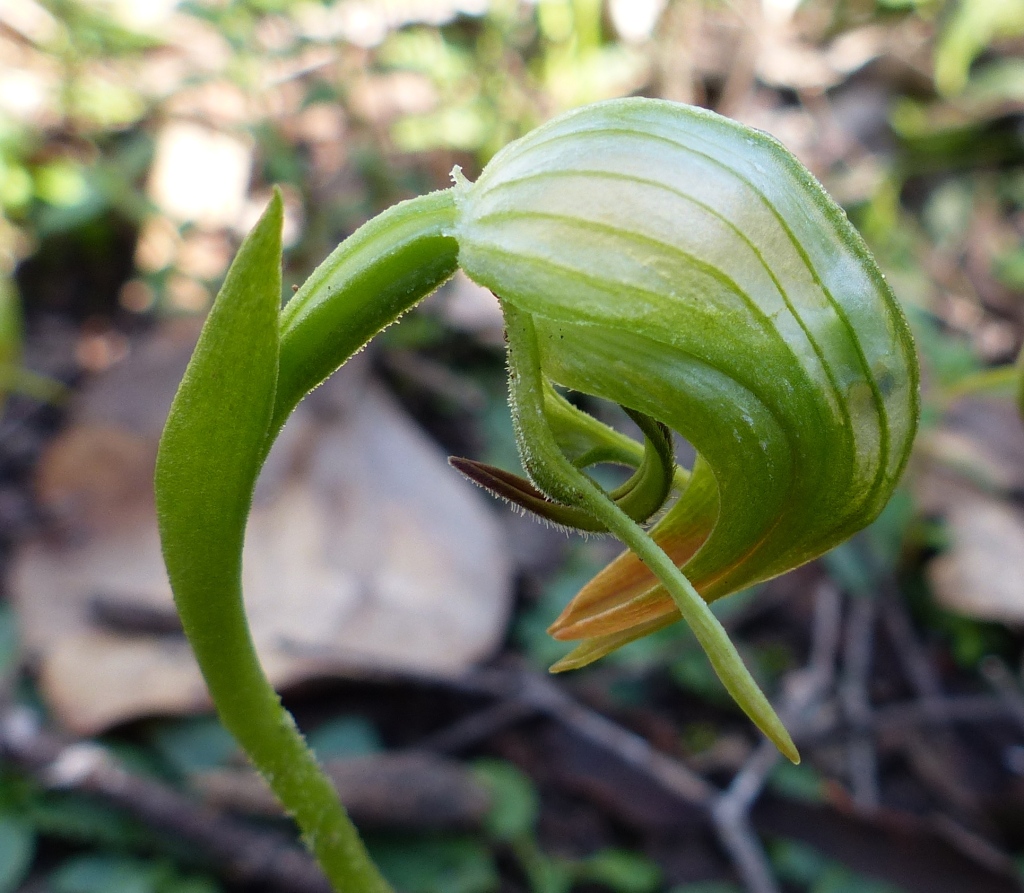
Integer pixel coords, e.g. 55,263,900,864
502,303,800,763
272,188,460,441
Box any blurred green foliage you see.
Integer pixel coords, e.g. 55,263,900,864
473,759,662,893
770,839,908,893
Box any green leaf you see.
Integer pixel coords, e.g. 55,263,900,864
768,761,825,804
769,839,907,892
50,855,170,893
0,275,21,413
0,273,20,370
0,815,33,893
934,0,1024,96
369,837,498,893
770,839,829,886
471,759,539,841
156,193,393,892
146,717,239,777
27,793,152,849
0,606,20,685
155,191,283,654
515,843,572,893
307,717,383,760
575,849,661,893
667,884,742,893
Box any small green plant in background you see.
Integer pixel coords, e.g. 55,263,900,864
473,759,660,893
155,98,919,891
1017,343,1024,418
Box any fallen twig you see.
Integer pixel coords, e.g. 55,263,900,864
840,593,880,811
0,706,333,893
880,584,982,817
709,581,843,893
417,699,537,755
980,656,1024,735
464,666,718,807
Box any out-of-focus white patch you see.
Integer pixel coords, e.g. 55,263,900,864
0,0,58,43
165,274,210,313
135,216,180,274
441,271,504,342
78,0,179,31
296,0,489,48
46,742,109,788
761,0,802,26
147,122,252,229
928,496,1024,624
609,0,665,43
0,69,53,121
827,26,884,75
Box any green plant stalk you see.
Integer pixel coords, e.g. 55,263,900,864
272,188,459,440
157,190,459,893
502,302,799,763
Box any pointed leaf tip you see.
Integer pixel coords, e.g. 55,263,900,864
156,182,284,628
450,455,605,531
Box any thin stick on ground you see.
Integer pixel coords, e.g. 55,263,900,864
840,593,880,811
709,581,843,893
880,585,981,818
980,656,1024,735
468,666,718,806
0,705,333,893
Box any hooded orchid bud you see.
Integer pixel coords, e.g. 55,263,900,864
452,98,919,668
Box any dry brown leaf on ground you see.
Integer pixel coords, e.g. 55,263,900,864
927,494,1024,625
12,325,513,734
914,396,1024,624
932,397,1024,493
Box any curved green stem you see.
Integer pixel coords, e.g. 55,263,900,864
541,384,691,492
272,188,459,440
157,190,460,893
503,303,799,764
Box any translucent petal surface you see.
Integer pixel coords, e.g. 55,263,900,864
456,99,919,655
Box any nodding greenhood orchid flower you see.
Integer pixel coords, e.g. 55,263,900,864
156,98,918,891
451,99,918,755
